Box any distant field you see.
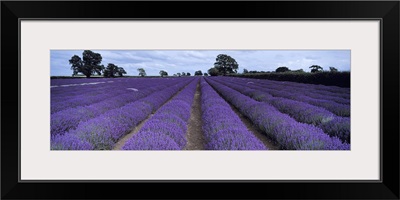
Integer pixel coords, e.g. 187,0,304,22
50,76,350,150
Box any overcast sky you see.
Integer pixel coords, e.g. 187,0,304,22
50,50,350,76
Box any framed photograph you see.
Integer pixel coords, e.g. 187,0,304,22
2,1,399,199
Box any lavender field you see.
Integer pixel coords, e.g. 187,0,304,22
50,77,350,150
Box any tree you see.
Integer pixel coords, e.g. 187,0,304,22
275,66,290,73
69,50,103,78
159,70,168,77
214,54,239,75
103,63,119,78
243,68,249,74
181,72,186,76
329,67,338,72
177,73,181,77
186,72,191,76
117,67,127,77
309,65,323,73
204,73,209,76
208,67,219,76
195,70,203,76
69,55,82,76
137,68,146,77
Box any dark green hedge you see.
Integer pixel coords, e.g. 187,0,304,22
227,72,350,88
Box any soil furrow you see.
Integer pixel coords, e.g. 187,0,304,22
184,82,205,150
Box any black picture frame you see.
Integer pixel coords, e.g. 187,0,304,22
2,1,399,199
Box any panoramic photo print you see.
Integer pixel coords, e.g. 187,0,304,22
50,50,350,150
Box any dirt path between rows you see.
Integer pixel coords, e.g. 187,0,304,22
184,82,205,150
229,104,280,150
112,82,191,150
112,114,154,150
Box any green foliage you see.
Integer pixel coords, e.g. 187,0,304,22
243,68,249,74
309,65,323,73
208,67,219,76
159,70,168,77
227,71,350,88
103,63,122,78
117,67,127,77
214,54,239,75
137,68,146,77
195,70,203,76
69,50,103,78
181,72,186,76
186,72,191,76
204,73,209,76
275,66,290,73
177,73,181,77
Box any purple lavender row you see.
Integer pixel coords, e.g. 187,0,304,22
51,79,165,114
51,81,117,101
210,78,350,143
51,79,185,136
227,77,350,104
200,78,267,150
218,77,350,116
242,77,350,104
51,79,116,98
122,78,199,150
205,78,349,150
50,78,194,150
51,78,135,103
236,76,350,97
51,78,115,86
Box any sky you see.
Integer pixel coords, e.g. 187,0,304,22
50,50,350,76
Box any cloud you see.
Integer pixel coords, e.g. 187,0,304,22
51,50,350,76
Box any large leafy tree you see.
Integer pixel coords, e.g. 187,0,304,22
137,68,147,77
276,66,290,73
214,54,239,75
69,55,82,76
103,63,126,77
309,65,323,73
208,67,219,76
159,70,168,77
69,50,103,78
117,67,127,77
194,70,203,76
103,63,119,78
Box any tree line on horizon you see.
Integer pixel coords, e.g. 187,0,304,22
67,51,347,78
69,50,126,78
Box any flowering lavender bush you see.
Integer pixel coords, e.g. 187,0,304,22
200,78,266,150
51,78,186,136
121,132,180,150
219,76,350,105
209,77,350,143
51,79,192,150
206,78,349,150
213,77,350,116
51,133,93,150
319,117,351,143
122,78,199,150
